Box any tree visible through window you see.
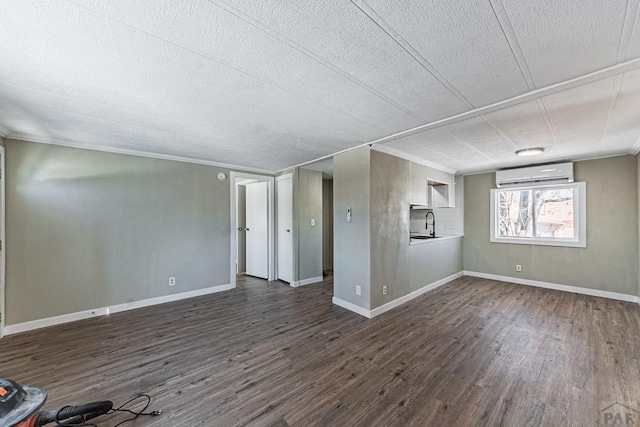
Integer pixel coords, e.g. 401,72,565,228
498,188,574,239
491,182,585,247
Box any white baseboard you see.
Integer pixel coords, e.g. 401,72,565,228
4,283,235,335
463,271,640,303
108,284,235,314
332,297,371,318
4,307,110,336
332,271,464,319
370,272,464,318
291,276,324,288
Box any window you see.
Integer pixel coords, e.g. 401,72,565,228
490,182,586,247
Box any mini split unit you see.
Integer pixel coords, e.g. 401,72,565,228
495,162,574,187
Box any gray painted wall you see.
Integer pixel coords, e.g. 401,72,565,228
322,179,333,272
410,238,463,290
333,147,371,308
369,150,462,309
6,139,233,325
464,155,639,296
236,184,246,274
296,168,323,281
334,148,462,312
370,151,411,307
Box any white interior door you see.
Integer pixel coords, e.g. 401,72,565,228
245,181,269,279
236,184,247,274
277,176,293,283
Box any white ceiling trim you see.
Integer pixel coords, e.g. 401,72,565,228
7,135,275,175
361,58,640,144
351,0,474,108
279,58,640,174
371,145,456,175
0,123,9,138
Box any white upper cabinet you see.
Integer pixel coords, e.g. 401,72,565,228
410,162,455,208
409,164,428,205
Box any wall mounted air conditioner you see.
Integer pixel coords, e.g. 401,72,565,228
495,162,574,187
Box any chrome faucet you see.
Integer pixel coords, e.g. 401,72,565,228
426,212,435,237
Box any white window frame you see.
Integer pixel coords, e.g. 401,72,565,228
490,182,586,248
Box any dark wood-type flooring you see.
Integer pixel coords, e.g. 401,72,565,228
3,275,640,426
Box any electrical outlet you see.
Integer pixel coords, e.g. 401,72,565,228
516,265,522,272
310,219,315,227
169,276,176,286
355,285,361,296
383,286,388,296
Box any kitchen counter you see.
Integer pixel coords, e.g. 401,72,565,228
410,235,463,245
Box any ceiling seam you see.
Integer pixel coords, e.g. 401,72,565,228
64,0,392,135
372,144,462,173
448,133,497,161
487,0,562,155
207,0,427,123
625,8,640,60
487,0,536,89
609,0,638,156
350,0,475,110
278,58,640,173
599,74,625,156
617,0,640,62
480,117,518,149
534,98,563,156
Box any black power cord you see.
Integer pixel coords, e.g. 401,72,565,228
38,394,162,427
109,394,162,427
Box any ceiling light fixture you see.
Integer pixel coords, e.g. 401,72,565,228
515,147,545,157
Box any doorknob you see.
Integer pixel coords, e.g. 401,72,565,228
286,229,290,232
237,227,244,231
245,228,250,231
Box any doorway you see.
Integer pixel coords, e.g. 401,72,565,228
230,172,275,286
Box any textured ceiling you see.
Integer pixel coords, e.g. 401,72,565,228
0,1,639,174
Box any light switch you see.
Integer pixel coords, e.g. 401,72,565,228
310,219,315,226
347,207,352,223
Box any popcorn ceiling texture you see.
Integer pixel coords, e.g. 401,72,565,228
0,0,639,173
